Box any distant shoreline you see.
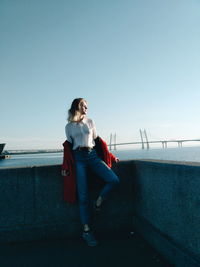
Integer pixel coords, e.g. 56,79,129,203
5,149,63,155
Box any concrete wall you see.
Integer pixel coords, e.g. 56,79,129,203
0,162,134,242
132,160,200,267
1,159,200,266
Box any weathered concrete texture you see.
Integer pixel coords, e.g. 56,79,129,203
1,159,200,266
132,160,200,267
0,161,134,242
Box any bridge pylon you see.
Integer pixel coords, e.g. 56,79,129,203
139,129,149,149
109,133,117,150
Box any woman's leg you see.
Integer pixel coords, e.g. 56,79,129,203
74,151,98,247
74,158,90,225
89,151,120,201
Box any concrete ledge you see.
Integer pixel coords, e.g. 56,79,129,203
133,215,200,267
1,159,200,266
0,162,134,242
132,159,200,267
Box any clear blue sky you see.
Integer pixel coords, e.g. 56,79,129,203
1,0,200,149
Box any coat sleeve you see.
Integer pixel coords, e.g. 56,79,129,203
62,140,76,203
62,140,74,171
97,137,117,168
109,152,117,163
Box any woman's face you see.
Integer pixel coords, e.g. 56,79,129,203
79,100,88,115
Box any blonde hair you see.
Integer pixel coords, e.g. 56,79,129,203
67,98,87,122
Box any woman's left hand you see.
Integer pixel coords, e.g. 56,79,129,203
115,157,120,162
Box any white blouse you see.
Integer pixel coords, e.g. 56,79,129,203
65,117,97,150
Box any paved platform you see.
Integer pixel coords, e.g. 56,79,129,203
0,232,173,267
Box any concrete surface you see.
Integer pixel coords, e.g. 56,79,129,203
1,159,200,266
0,232,172,267
132,159,200,267
0,162,134,243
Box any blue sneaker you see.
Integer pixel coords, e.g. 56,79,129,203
82,232,98,247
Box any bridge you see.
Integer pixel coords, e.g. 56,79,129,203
109,129,200,150
109,137,200,150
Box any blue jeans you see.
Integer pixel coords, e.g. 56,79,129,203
73,149,119,225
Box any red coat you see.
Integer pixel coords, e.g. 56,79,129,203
61,137,117,203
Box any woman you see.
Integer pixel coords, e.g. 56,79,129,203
61,98,119,247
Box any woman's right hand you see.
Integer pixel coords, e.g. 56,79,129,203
61,170,70,176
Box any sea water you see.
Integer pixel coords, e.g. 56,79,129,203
1,146,200,169
115,146,200,162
